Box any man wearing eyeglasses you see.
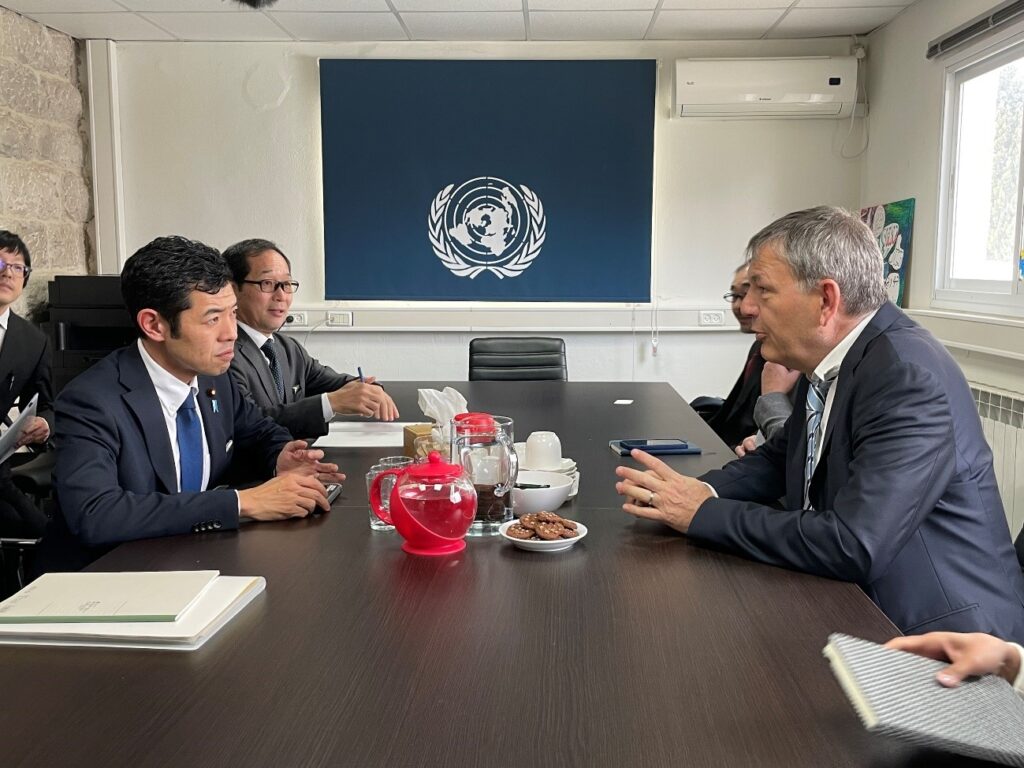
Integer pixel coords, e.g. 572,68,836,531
703,263,798,451
0,231,51,539
224,239,399,441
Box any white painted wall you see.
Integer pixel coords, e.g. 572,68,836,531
107,37,863,398
864,0,1024,394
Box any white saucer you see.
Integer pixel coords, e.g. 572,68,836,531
499,520,588,553
518,455,577,474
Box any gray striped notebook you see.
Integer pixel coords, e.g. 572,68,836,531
824,633,1024,766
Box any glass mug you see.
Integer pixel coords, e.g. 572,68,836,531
450,413,519,536
365,456,413,531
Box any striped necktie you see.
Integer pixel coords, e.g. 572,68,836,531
803,373,837,509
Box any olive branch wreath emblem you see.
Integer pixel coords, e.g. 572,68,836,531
428,183,546,279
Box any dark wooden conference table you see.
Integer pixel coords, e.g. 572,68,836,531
0,382,980,767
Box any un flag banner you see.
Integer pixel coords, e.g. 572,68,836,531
320,59,655,302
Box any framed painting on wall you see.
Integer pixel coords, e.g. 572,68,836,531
859,198,915,307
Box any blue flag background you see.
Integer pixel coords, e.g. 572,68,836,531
320,59,655,301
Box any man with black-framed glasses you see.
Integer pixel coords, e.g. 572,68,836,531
0,230,52,538
702,263,797,451
224,238,398,441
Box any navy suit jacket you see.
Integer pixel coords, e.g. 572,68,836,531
44,344,291,570
692,303,1024,641
229,331,357,440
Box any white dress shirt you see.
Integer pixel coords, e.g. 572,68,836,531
1010,642,1024,695
0,307,9,357
137,339,211,491
238,321,333,422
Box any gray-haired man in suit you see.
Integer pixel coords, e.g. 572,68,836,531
615,206,1024,642
223,239,398,441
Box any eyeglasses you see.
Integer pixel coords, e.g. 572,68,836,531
723,291,746,303
0,259,30,279
242,279,299,294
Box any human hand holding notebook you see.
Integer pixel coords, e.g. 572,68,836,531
824,632,1024,766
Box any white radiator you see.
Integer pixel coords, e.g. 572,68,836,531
972,384,1024,536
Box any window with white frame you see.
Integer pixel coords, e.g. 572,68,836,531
938,34,1024,314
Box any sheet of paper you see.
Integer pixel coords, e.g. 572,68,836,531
0,393,37,464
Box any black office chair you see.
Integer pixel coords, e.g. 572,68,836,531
0,538,40,598
468,337,567,381
690,395,725,421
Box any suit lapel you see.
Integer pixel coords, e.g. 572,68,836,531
0,313,23,413
818,303,901,457
237,333,278,404
119,346,178,494
196,376,228,480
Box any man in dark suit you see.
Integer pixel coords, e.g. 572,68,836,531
43,236,344,571
0,231,51,538
616,206,1024,642
704,264,797,449
223,239,398,440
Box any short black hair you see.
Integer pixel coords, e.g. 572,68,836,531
222,238,292,285
121,236,230,337
0,230,32,285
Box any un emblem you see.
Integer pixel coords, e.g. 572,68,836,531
428,177,546,279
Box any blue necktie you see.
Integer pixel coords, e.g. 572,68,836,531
261,338,285,402
803,374,837,509
176,391,203,493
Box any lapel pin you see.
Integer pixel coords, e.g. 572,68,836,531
206,388,219,414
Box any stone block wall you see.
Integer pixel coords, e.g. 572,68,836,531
0,7,91,314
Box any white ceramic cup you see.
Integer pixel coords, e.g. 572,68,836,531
526,431,562,470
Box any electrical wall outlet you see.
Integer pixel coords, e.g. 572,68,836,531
326,311,353,327
286,311,307,327
698,310,725,327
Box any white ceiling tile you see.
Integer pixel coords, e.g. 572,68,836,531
268,0,391,10
661,0,788,8
394,0,519,10
27,11,174,39
767,6,903,38
797,0,910,7
530,0,654,9
649,8,782,39
3,0,123,11
401,11,525,40
141,11,291,39
270,11,406,40
117,0,253,11
531,10,652,40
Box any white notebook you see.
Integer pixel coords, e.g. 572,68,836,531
0,576,265,651
0,570,220,623
824,632,1024,766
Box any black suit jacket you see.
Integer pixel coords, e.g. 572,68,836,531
229,330,357,440
705,340,765,449
691,303,1024,641
0,311,52,472
42,344,291,570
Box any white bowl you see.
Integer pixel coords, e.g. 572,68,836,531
499,520,588,553
512,470,573,516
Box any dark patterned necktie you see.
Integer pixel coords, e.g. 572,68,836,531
261,338,285,402
176,391,202,492
803,373,837,509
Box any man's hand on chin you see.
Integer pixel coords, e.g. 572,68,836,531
614,449,712,533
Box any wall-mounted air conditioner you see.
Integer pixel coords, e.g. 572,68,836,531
674,56,858,119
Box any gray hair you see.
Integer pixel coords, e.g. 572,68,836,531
745,206,886,316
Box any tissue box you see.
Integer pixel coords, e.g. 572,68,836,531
403,423,435,458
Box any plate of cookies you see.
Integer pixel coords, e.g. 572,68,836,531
499,513,587,553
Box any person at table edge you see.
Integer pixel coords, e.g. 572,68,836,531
223,238,398,442
38,236,344,571
616,205,1024,643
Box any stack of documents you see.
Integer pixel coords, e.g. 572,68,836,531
0,570,265,651
824,632,1024,766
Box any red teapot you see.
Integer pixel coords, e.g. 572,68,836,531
369,452,477,556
